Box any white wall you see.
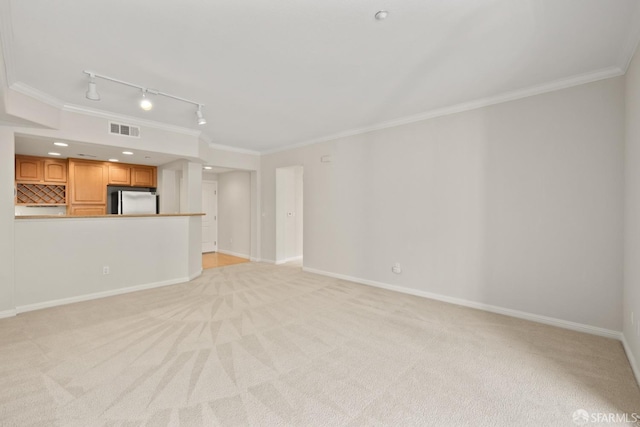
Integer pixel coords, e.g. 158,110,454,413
262,77,625,331
14,216,198,308
0,127,15,316
218,171,251,258
158,168,181,214
624,45,640,375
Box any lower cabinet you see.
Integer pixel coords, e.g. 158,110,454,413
69,205,106,216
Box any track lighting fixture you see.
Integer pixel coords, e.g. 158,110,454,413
139,90,153,111
83,70,206,125
196,105,207,125
85,73,100,101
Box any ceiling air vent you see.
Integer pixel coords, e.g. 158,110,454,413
109,121,140,138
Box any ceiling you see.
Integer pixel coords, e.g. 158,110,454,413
14,135,240,173
2,0,640,152
14,135,179,166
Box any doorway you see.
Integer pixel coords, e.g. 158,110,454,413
202,180,218,253
275,165,303,264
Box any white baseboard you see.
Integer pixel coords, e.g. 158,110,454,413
188,269,203,281
302,267,622,341
250,257,260,262
622,335,640,388
275,255,303,265
217,249,250,259
0,308,16,319
16,276,192,314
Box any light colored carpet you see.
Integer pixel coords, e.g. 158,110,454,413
0,262,638,426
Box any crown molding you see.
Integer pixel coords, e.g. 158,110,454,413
10,81,64,108
619,1,640,73
197,132,260,155
262,66,624,155
208,141,261,156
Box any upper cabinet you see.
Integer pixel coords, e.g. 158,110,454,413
16,155,67,184
131,166,156,187
43,159,67,183
108,164,156,187
108,164,131,186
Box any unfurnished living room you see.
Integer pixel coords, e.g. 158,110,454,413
1,1,640,426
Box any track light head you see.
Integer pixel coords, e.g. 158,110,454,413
196,105,207,125
139,90,153,111
85,74,100,101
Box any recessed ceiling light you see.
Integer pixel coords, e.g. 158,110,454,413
204,166,213,170
48,152,61,156
108,159,119,162
375,10,389,20
122,151,134,155
53,142,68,147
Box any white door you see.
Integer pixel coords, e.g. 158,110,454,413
202,181,218,253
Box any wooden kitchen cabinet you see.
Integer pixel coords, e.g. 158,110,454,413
131,166,156,187
15,156,41,182
107,164,156,187
68,159,107,207
43,159,67,183
15,156,68,206
16,155,67,184
108,164,131,185
69,205,106,216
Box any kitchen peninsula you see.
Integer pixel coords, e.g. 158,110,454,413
13,155,204,314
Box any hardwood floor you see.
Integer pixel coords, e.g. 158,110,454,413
202,252,249,269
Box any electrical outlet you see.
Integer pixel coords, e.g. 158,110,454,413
391,262,402,274
103,266,110,275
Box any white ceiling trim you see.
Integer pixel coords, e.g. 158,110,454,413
207,142,261,156
10,82,64,108
263,65,624,155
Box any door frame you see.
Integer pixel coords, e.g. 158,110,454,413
202,180,218,253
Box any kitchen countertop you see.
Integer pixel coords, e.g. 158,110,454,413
15,213,205,219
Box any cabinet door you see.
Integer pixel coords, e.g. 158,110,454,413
43,159,67,183
108,164,131,185
131,166,156,187
69,205,105,216
69,161,107,204
16,157,42,182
